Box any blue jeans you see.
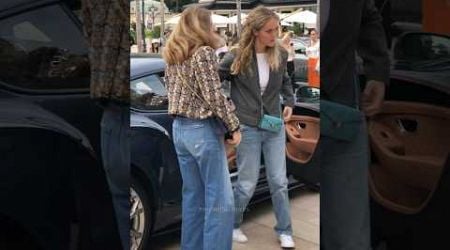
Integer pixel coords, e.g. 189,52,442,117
234,124,293,236
172,117,234,250
320,116,371,250
100,103,130,250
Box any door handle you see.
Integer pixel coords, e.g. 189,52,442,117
396,118,418,134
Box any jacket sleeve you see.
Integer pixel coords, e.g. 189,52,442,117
218,51,235,81
280,51,295,107
192,47,240,132
357,0,390,85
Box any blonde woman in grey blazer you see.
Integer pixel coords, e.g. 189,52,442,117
219,6,296,249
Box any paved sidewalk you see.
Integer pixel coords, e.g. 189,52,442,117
152,187,320,250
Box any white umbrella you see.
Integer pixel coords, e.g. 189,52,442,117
280,20,294,27
158,13,231,26
276,13,287,19
304,22,316,29
228,13,248,24
163,14,181,25
211,14,232,25
283,10,317,24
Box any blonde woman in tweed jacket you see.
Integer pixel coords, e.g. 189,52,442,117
162,6,241,250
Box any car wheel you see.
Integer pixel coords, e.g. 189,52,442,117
130,175,153,250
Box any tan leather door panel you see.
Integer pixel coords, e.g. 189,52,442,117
368,101,450,214
285,115,320,164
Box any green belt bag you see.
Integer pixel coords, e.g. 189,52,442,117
321,100,363,142
258,114,283,133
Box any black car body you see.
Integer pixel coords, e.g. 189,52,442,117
0,1,120,249
129,55,320,249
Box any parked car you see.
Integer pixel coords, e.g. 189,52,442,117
129,55,320,250
365,29,450,250
0,0,121,249
292,38,309,83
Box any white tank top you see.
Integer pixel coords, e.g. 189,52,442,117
256,53,270,95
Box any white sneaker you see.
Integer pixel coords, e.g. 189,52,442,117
279,234,295,248
232,228,248,243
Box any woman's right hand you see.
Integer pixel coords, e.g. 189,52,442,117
226,130,241,146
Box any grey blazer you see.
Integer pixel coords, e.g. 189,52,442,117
219,49,294,127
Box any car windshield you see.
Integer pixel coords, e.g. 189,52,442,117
0,4,90,90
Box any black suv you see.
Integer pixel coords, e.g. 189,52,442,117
0,1,121,249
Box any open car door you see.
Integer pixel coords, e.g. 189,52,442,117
285,85,320,185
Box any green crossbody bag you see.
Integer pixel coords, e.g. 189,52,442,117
321,100,363,142
321,73,366,142
258,114,283,133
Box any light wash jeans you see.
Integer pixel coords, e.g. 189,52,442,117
172,117,234,250
233,124,293,236
100,103,130,250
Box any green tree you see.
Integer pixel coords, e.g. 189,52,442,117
292,23,302,36
151,26,161,38
166,0,196,12
144,28,152,38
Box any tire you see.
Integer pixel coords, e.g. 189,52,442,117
130,174,153,250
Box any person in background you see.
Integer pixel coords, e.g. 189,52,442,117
163,6,241,250
280,31,296,90
215,38,229,61
305,28,320,88
214,30,229,60
280,26,289,38
151,38,160,53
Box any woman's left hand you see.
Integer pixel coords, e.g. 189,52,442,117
283,106,293,122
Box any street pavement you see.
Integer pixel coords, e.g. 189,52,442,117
151,187,320,250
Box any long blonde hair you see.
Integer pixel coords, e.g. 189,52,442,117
231,6,281,75
163,6,220,65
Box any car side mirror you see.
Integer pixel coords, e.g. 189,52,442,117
295,85,320,103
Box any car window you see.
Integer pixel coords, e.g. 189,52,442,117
398,34,450,61
426,36,450,59
293,41,306,54
0,5,90,91
131,74,168,110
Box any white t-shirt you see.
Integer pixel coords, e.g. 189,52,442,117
287,46,295,62
305,39,320,59
256,53,270,95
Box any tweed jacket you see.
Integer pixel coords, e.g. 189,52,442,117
164,46,240,132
